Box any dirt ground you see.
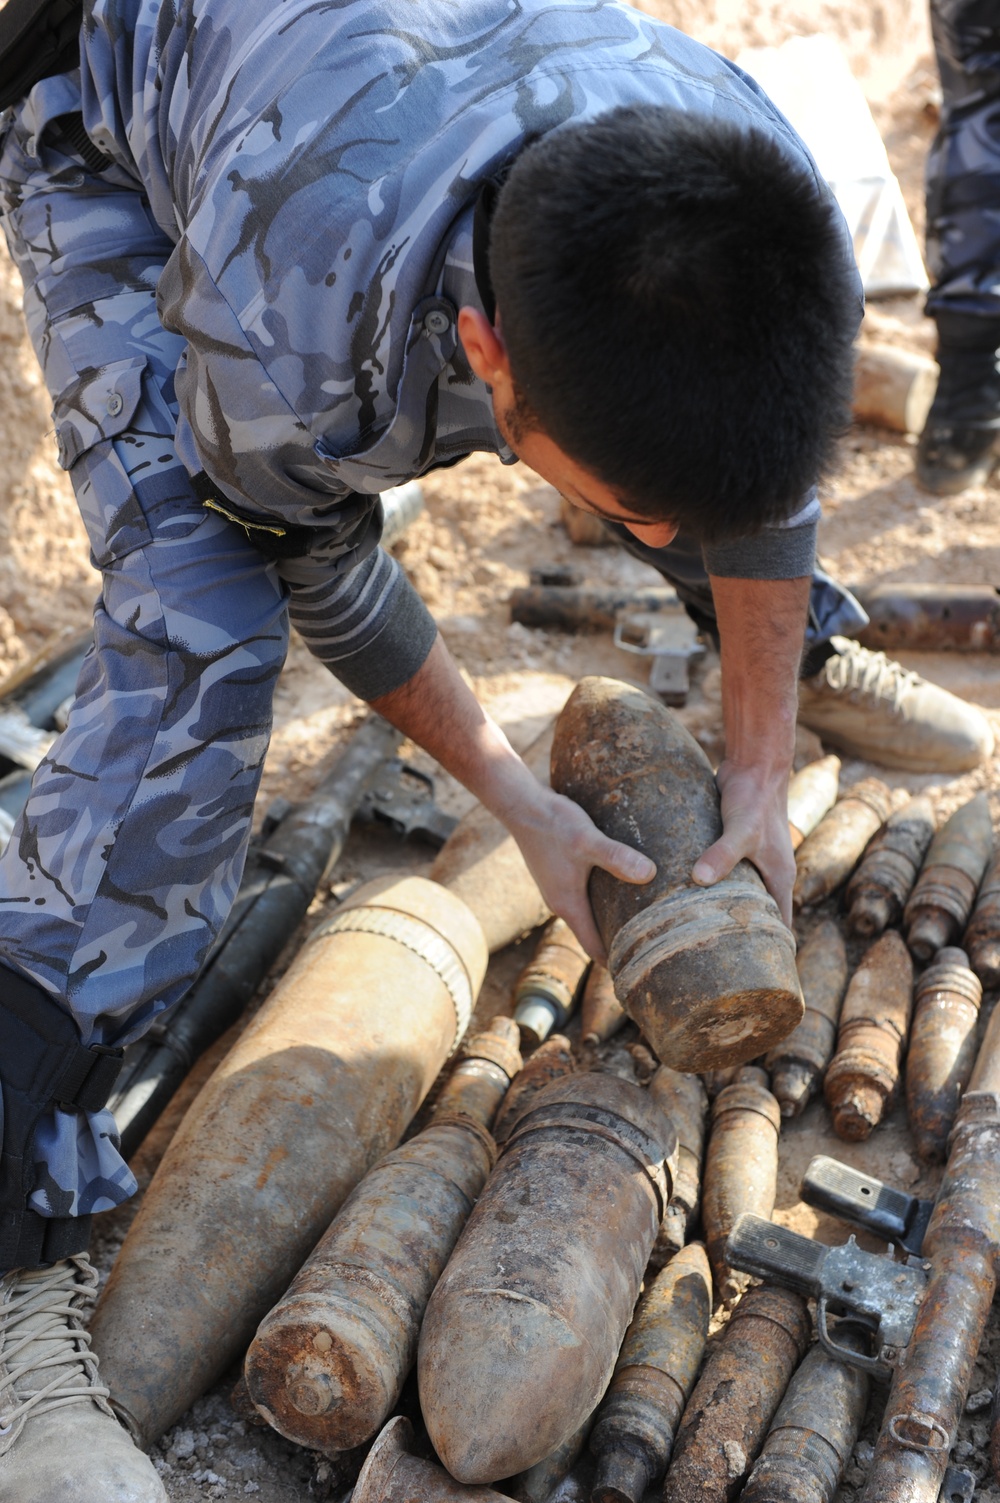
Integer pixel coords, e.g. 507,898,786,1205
4,2,1000,1500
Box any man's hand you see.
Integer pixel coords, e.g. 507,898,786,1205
691,573,810,926
370,634,654,960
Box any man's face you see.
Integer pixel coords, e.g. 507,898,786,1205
501,419,680,550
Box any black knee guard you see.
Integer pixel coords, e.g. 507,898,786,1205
0,966,123,1270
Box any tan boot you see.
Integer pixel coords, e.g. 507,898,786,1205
798,637,994,773
0,1255,167,1502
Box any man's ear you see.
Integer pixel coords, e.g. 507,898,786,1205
458,306,511,387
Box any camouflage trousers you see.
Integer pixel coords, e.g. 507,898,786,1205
0,80,292,1222
926,0,1000,321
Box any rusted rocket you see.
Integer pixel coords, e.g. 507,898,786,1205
512,917,590,1047
417,1072,676,1483
793,778,892,912
905,948,982,1163
824,930,914,1141
589,1243,712,1503
845,795,935,938
647,1066,709,1263
550,677,801,1071
904,792,993,961
701,1065,781,1304
766,919,849,1118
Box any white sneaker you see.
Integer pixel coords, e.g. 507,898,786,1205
798,637,994,773
0,1255,167,1502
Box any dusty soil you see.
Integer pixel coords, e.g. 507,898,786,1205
4,3,1000,1500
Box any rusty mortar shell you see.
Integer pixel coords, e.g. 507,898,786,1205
792,777,893,912
906,947,983,1163
244,1110,497,1453
581,963,628,1046
588,1242,712,1503
766,919,849,1119
430,723,553,952
550,677,801,1072
661,1283,811,1503
964,849,1000,988
904,792,993,961
417,1072,677,1483
823,930,914,1141
506,1415,594,1503
701,1066,738,1099
491,1033,575,1145
740,1322,870,1503
355,1416,517,1503
787,755,841,851
846,795,936,938
701,1064,781,1305
647,1067,709,1264
513,916,590,1047
89,874,488,1449
434,1015,523,1130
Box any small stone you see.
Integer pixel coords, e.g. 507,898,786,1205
244,1485,260,1496
854,1441,874,1466
971,1421,989,1449
967,1387,993,1413
172,1431,197,1461
722,1439,747,1478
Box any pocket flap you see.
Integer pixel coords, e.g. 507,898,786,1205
53,356,146,469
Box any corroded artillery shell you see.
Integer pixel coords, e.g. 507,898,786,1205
90,875,488,1447
702,1065,781,1304
513,917,590,1047
550,677,801,1071
418,1073,676,1482
661,1284,811,1503
904,792,993,961
580,963,628,1045
647,1066,709,1264
846,795,936,938
824,930,914,1141
589,1243,712,1503
492,1034,575,1144
766,920,849,1119
740,1323,870,1503
434,1015,523,1129
355,1417,516,1503
787,755,841,850
702,1066,738,1099
906,948,982,1164
964,849,1000,988
792,778,893,911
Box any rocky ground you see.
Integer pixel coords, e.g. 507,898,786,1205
4,1,1000,1499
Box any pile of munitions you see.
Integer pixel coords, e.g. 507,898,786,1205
25,668,995,1502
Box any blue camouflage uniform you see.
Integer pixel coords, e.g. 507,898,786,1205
0,0,865,1238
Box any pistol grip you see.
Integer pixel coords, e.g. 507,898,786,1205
801,1154,934,1257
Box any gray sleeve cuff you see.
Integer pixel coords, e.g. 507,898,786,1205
704,515,818,580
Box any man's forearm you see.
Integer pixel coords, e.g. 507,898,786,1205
710,573,809,773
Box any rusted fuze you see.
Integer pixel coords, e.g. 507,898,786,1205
647,1065,709,1263
845,795,935,938
792,777,892,912
905,948,982,1163
766,919,848,1119
701,1064,781,1305
904,792,992,961
824,930,914,1141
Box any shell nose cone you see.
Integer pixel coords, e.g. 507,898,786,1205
418,1290,601,1483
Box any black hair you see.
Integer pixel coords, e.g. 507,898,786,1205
489,106,860,540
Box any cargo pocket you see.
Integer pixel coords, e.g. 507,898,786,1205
52,355,163,567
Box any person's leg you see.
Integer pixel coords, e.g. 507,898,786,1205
918,0,1000,492
605,525,993,771
0,80,287,1500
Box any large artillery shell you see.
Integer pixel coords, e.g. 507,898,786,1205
418,1073,676,1482
824,930,914,1141
550,677,801,1071
355,1417,516,1503
904,792,993,961
434,1015,523,1129
792,778,892,911
964,850,1000,987
701,1065,781,1304
89,875,487,1447
787,755,841,850
766,920,849,1118
846,795,936,938
856,581,1000,652
244,1113,496,1452
430,725,552,952
740,1323,870,1503
589,1243,712,1503
491,1034,575,1145
581,963,628,1045
860,1008,1000,1503
905,947,982,1163
647,1066,709,1262
513,917,589,1047
661,1284,811,1503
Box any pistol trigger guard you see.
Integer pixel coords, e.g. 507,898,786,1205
816,1297,892,1378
